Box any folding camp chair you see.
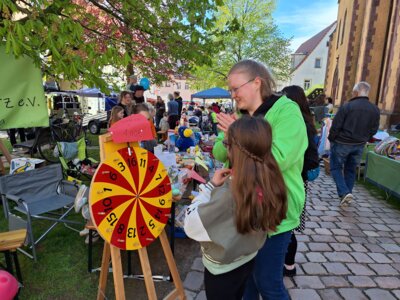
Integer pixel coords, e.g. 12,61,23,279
0,164,83,261
56,137,98,180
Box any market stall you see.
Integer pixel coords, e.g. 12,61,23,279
365,151,400,199
191,87,232,106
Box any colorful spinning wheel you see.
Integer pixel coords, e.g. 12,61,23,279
89,146,172,250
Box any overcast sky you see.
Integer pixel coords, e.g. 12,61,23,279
273,0,338,52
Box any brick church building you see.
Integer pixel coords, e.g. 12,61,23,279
325,0,400,127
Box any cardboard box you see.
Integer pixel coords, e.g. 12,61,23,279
10,158,45,175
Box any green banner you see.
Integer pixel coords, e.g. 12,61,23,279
0,45,49,129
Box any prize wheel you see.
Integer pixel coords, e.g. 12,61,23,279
89,146,172,250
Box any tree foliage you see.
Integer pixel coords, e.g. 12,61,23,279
0,0,222,91
190,0,291,90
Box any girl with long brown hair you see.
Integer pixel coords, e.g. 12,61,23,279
108,105,124,128
184,116,287,300
213,59,308,299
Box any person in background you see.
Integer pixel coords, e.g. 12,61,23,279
155,96,166,129
174,91,183,118
126,74,138,91
132,103,157,139
108,106,125,127
281,85,319,277
326,97,334,114
329,81,380,206
132,85,145,104
214,59,307,300
159,112,170,132
207,106,218,136
211,102,220,113
188,101,195,112
194,106,203,130
144,102,156,123
116,91,133,117
185,116,287,300
167,93,179,129
132,103,158,152
8,128,26,147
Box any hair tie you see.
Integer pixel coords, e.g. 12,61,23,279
256,186,263,203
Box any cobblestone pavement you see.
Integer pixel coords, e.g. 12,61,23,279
181,171,400,300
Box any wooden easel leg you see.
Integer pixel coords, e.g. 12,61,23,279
0,157,5,175
138,247,158,300
0,140,11,175
159,230,186,300
110,246,126,300
97,242,111,300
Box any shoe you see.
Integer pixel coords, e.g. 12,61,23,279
340,193,353,206
79,228,89,236
283,266,297,277
85,231,100,244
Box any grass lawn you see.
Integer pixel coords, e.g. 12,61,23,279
0,137,13,152
390,131,400,139
0,215,102,299
0,130,105,299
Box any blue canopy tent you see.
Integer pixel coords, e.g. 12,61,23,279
74,87,103,97
71,88,118,112
191,87,231,106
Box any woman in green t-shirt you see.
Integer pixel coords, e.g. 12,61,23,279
214,59,308,300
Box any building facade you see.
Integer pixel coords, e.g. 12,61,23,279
150,75,196,102
288,23,336,91
325,0,400,126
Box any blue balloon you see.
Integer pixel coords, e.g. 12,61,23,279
139,78,150,90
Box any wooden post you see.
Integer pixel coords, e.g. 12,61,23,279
97,243,111,300
138,248,157,300
110,246,126,300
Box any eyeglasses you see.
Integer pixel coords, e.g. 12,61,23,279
228,79,255,95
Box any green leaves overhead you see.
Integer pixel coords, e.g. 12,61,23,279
0,0,222,91
191,0,292,90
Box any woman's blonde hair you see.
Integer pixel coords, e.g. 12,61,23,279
108,106,124,127
227,116,287,234
228,59,276,101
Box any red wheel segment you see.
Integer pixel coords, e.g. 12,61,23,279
89,146,172,250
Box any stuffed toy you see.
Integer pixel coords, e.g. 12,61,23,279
176,126,196,152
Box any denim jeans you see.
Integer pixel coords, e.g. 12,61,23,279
243,231,292,300
330,142,364,197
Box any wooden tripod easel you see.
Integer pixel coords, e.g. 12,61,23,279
96,133,186,300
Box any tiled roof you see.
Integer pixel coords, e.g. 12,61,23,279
291,22,337,73
295,22,337,55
